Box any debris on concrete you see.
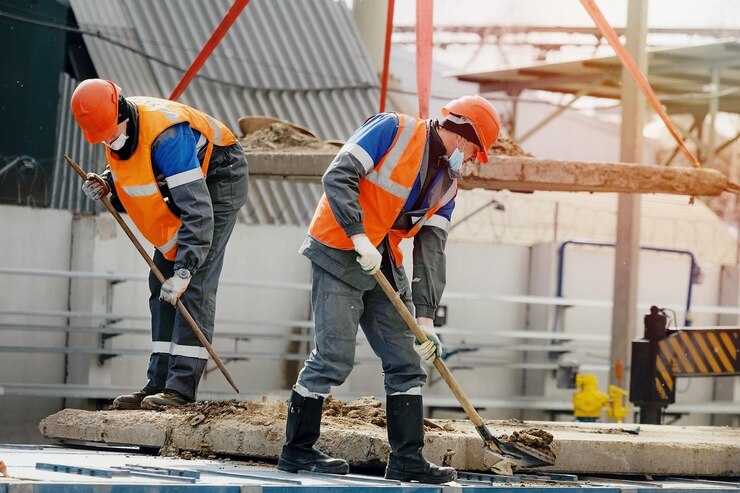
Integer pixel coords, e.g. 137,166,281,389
500,428,553,450
39,398,740,476
491,136,532,157
239,118,341,153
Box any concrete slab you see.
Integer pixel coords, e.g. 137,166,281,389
461,157,738,195
244,153,739,196
38,400,740,477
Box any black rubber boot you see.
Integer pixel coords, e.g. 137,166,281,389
277,390,349,474
384,394,457,484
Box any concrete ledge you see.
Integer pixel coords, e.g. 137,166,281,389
463,156,738,195
244,153,738,196
39,407,740,476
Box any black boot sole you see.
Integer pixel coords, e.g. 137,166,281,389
277,457,349,475
385,468,457,484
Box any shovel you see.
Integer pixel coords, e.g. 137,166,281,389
65,155,240,394
373,270,556,470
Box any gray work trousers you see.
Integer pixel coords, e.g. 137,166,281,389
296,262,427,395
144,206,239,401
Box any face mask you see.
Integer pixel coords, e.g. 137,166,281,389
447,139,464,178
448,148,464,172
105,132,128,151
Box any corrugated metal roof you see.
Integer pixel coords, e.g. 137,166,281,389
58,0,384,222
68,0,379,140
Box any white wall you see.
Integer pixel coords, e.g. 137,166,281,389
66,218,313,397
0,204,72,442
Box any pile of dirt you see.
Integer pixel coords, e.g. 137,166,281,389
240,122,341,153
239,119,530,157
490,136,532,157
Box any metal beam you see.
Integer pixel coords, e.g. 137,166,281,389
610,0,647,390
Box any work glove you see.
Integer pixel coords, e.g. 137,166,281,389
81,172,111,201
414,316,442,363
351,234,382,275
159,269,191,306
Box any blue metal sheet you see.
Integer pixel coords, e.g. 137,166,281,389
2,445,739,492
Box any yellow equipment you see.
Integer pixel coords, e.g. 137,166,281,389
573,374,609,421
607,385,629,423
558,361,631,422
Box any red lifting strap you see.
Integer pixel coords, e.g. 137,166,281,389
379,0,396,113
415,0,433,119
169,0,251,102
580,0,702,169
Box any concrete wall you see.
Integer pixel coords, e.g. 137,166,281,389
0,205,737,442
0,204,72,442
65,217,312,397
530,242,729,425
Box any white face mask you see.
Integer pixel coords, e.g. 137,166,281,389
105,132,128,151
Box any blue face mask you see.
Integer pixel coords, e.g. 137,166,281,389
447,142,464,178
448,148,464,172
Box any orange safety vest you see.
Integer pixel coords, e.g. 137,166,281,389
309,113,457,266
106,97,237,260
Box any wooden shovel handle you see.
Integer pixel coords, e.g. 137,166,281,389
373,271,485,428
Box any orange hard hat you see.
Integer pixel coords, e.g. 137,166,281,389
71,79,121,144
442,95,500,163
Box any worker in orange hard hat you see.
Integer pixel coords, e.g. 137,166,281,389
277,96,500,482
71,79,249,411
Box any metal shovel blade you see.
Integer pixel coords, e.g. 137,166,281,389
478,424,556,468
372,271,557,472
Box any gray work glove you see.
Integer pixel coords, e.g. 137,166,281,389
414,316,442,363
81,172,111,201
159,269,191,306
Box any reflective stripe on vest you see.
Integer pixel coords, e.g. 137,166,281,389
402,181,457,236
309,113,455,266
107,97,237,260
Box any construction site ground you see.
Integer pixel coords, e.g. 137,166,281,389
4,444,740,492
37,397,740,479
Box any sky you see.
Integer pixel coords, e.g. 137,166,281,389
347,0,740,138
385,0,740,29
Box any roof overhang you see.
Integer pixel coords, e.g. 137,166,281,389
455,41,740,115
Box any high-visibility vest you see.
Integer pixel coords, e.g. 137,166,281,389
106,97,237,260
308,113,457,266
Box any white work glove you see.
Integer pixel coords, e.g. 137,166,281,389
414,317,442,363
81,172,110,201
351,234,382,275
159,269,191,306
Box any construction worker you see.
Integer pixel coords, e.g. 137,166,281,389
278,96,500,483
70,79,248,410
